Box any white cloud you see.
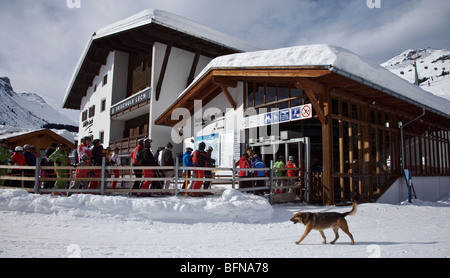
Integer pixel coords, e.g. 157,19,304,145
0,0,448,121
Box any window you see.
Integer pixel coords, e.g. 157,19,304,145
101,99,106,113
103,74,108,86
89,105,96,118
81,110,88,121
245,82,305,110
142,59,148,71
99,131,105,144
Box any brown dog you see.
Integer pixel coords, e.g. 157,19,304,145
291,202,357,245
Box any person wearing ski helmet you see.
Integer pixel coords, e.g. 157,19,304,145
78,136,92,163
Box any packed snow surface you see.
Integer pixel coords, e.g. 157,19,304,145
1,189,450,258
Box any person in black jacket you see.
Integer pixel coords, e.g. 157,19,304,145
140,139,156,190
42,143,57,189
88,139,104,190
159,142,174,189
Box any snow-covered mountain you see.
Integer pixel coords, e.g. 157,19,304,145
0,76,77,129
381,48,450,101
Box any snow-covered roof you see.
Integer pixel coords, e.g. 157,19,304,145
185,44,450,118
63,9,260,110
0,128,76,147
94,9,260,53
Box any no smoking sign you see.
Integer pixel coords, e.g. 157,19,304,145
301,105,312,118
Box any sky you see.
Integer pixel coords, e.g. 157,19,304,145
0,0,449,120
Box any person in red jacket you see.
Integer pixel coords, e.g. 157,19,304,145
236,153,252,192
130,139,144,190
191,142,215,196
11,146,27,187
78,137,92,163
286,156,298,193
70,154,91,190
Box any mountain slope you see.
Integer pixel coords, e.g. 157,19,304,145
381,48,450,101
0,76,77,129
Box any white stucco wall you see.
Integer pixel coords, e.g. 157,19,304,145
79,52,115,145
377,176,450,204
150,42,213,155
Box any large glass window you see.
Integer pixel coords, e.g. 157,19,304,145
245,82,305,110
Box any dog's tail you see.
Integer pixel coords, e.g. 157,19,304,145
343,201,357,217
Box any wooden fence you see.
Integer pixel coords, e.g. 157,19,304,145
0,158,306,204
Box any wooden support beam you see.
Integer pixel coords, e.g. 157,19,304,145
320,90,334,205
295,79,326,125
303,89,326,125
212,76,238,88
295,77,327,95
155,42,172,101
218,84,237,110
187,48,201,87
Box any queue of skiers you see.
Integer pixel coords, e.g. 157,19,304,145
0,139,78,189
235,152,300,195
0,136,300,196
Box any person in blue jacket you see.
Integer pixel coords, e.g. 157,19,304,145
182,147,193,189
252,154,267,195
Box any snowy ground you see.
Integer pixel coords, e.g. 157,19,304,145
0,189,449,258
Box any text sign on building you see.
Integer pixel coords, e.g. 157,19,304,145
243,104,313,129
110,88,151,116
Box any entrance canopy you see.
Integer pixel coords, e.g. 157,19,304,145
155,45,450,128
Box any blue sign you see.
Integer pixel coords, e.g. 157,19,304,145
272,111,280,124
264,113,272,125
280,109,290,122
291,107,302,120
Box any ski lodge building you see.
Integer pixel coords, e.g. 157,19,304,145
63,9,259,155
64,10,450,205
155,45,450,205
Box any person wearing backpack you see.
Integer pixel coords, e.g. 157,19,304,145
158,142,174,189
236,153,252,192
203,146,215,190
140,139,156,190
191,142,215,196
88,139,104,190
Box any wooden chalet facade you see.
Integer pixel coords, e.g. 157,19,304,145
155,46,450,205
3,129,76,158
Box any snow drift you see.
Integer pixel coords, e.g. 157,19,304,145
0,189,274,224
